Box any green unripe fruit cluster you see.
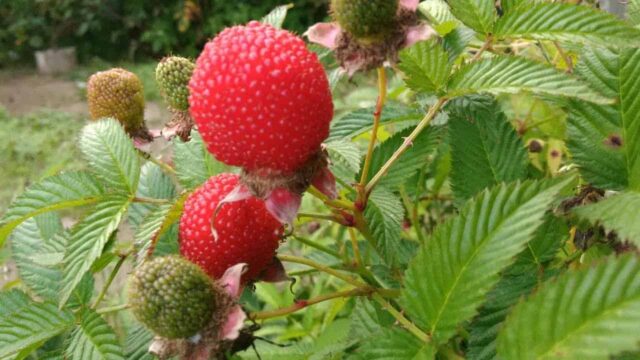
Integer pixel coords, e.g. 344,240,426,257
156,56,195,111
129,256,217,339
87,68,146,132
331,0,399,42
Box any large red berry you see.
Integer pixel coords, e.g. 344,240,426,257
189,21,334,174
179,173,283,281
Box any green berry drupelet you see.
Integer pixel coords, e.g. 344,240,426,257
331,0,399,42
156,56,195,111
129,256,219,339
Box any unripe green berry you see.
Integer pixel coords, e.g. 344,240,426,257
331,0,399,42
87,68,145,133
129,256,218,339
156,56,195,111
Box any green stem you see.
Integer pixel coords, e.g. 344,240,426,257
96,303,130,315
372,293,430,342
133,196,171,205
250,287,373,320
136,149,176,175
92,254,127,309
359,67,388,191
365,98,447,195
292,235,341,259
278,254,364,288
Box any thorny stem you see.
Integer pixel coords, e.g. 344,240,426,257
365,98,447,194
553,41,573,73
307,186,356,211
92,253,128,309
292,235,341,259
372,293,430,343
135,148,176,175
358,67,388,198
348,228,363,268
278,254,364,288
250,287,374,320
97,303,131,315
471,35,493,62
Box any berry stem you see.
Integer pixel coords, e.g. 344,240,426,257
250,287,374,320
307,185,356,211
278,254,365,288
348,228,363,268
133,196,171,205
135,148,176,175
292,235,341,259
297,212,341,224
358,67,388,195
92,253,128,309
365,98,447,195
96,303,131,315
372,293,431,343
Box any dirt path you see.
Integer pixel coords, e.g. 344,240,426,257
0,71,170,126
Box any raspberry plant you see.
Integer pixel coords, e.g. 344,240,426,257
2,2,640,359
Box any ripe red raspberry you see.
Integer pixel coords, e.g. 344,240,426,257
189,21,334,174
179,173,283,281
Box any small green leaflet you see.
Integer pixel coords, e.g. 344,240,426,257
497,255,640,359
447,96,528,203
573,192,640,246
402,178,572,344
567,47,640,190
364,187,410,266
59,195,131,307
79,118,140,194
260,4,293,29
360,328,436,360
128,162,176,226
447,0,496,34
398,40,451,95
328,102,424,141
447,56,613,105
494,2,640,46
0,171,105,247
65,310,124,360
173,130,225,189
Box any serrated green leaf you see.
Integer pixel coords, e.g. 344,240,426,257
467,269,539,360
448,96,528,203
59,195,130,307
360,328,435,360
497,255,640,359
447,56,613,104
325,139,362,184
66,310,124,360
0,301,74,358
399,40,451,94
418,0,474,62
363,187,409,265
448,0,495,34
173,130,225,189
511,213,568,273
0,290,31,314
402,179,571,344
134,194,185,264
0,171,105,247
79,118,140,194
364,125,442,190
328,103,423,141
11,214,64,301
494,3,640,46
350,298,396,340
567,47,640,190
125,325,154,360
630,0,640,27
128,163,176,226
573,192,640,246
261,4,292,29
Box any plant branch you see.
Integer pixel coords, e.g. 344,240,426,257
307,186,356,211
136,149,176,174
348,228,363,267
365,98,447,194
92,253,128,309
250,287,373,320
372,293,430,342
133,196,171,205
292,235,341,259
278,254,364,288
96,303,130,315
471,36,493,62
359,67,388,191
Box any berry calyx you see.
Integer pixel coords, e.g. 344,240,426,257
189,21,334,174
331,0,399,43
179,173,283,281
156,56,194,111
87,68,152,141
129,256,220,339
